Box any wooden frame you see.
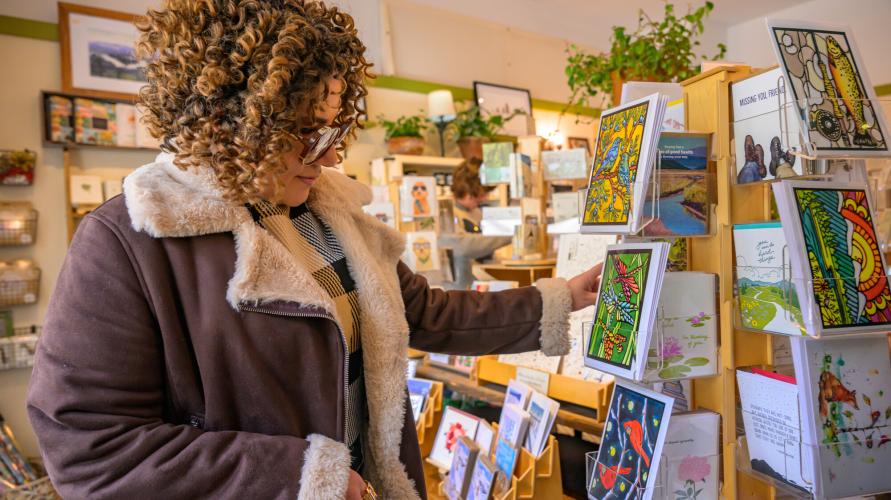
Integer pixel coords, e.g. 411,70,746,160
58,2,143,101
473,81,533,137
566,136,591,154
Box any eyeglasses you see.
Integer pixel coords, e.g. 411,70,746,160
282,123,352,165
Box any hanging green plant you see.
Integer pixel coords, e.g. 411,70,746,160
565,1,727,108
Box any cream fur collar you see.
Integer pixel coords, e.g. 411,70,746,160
123,154,420,499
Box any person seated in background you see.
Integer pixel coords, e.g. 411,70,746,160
440,159,511,289
451,158,493,234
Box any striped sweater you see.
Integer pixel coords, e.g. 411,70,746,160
248,201,366,471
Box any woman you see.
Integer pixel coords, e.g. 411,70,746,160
451,158,492,234
27,2,601,499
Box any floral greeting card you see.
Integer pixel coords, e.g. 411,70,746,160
644,272,718,381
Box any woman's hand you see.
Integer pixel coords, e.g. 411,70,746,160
346,470,366,499
567,262,603,311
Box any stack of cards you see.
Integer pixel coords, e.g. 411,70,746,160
584,242,670,381
445,436,480,500
581,93,670,234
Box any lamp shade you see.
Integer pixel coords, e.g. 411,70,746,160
427,90,455,121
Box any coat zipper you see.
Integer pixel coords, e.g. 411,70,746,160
239,304,350,443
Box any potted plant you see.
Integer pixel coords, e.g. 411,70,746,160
377,114,429,155
449,106,515,161
565,1,726,108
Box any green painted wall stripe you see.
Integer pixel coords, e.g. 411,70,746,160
0,15,58,41
0,14,884,107
369,75,601,117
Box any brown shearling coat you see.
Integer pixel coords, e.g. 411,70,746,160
26,154,573,499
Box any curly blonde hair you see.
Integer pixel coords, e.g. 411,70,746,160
136,0,371,202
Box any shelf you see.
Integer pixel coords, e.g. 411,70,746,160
414,362,604,437
43,140,160,152
384,155,465,168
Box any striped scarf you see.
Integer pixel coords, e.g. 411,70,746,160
248,201,366,471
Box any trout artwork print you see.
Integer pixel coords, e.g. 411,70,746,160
769,22,888,154
792,187,891,330
583,100,649,226
590,382,673,500
588,249,652,370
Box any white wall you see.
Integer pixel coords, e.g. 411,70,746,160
725,0,891,85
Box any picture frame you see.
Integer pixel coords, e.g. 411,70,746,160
567,136,591,154
473,82,533,137
59,3,146,101
69,175,105,207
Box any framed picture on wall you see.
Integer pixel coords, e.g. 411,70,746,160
59,2,147,101
473,82,533,137
567,136,591,154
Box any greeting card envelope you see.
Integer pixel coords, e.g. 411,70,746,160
497,404,530,448
653,411,720,500
773,181,891,336
446,436,479,500
474,420,496,458
524,392,559,457
581,93,668,234
767,20,889,157
430,407,481,470
733,222,805,336
502,380,532,410
585,243,669,381
644,272,718,382
590,381,674,500
466,454,498,500
736,368,812,492
494,437,519,482
791,336,891,498
731,68,806,184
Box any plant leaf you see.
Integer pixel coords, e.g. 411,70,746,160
685,357,710,367
659,364,691,379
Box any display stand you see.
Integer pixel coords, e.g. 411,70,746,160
429,431,562,500
414,380,444,458
475,357,611,420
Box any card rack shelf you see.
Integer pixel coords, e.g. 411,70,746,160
681,65,782,498
429,431,562,499
414,381,444,458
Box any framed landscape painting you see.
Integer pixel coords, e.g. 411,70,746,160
59,3,146,100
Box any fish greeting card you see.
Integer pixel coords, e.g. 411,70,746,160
589,381,674,500
767,20,889,157
792,336,891,498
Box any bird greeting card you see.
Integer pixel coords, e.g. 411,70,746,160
792,336,891,498
589,381,674,500
773,181,891,336
581,93,668,234
767,20,889,156
585,243,669,380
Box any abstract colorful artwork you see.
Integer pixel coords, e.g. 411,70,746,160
590,382,673,500
792,187,891,329
769,22,888,155
583,100,649,227
588,249,652,370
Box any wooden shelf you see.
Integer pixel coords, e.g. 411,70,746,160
43,140,159,153
414,363,604,437
385,154,465,169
